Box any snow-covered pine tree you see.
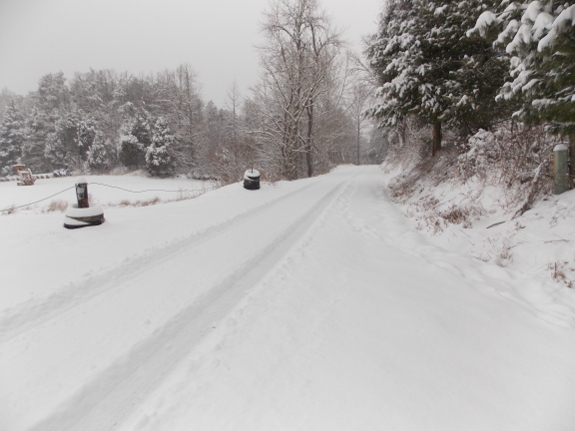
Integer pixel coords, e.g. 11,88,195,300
37,72,70,113
146,117,175,177
368,0,510,155
495,1,574,135
44,109,87,170
76,118,97,154
44,135,68,171
469,1,575,176
367,0,417,121
535,5,575,136
118,133,143,170
446,1,516,135
118,110,152,170
23,108,51,173
85,133,116,173
0,100,25,176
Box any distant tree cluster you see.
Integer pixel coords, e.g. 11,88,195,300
0,66,205,178
0,0,380,183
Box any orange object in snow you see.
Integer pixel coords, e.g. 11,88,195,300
13,165,36,186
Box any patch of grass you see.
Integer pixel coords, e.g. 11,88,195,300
1,205,16,215
138,197,161,207
112,197,163,208
45,200,68,213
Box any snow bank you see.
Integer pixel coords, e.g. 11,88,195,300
380,161,575,328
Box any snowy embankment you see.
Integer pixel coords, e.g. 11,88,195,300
1,166,574,431
382,161,575,328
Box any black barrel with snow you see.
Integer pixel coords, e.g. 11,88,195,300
243,169,260,190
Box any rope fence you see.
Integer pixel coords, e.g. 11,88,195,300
0,182,211,214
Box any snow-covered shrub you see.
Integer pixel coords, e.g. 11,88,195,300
457,129,499,181
457,123,557,207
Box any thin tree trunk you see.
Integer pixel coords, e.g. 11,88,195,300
432,122,442,157
356,120,361,165
306,102,313,177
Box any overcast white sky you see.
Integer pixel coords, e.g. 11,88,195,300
0,0,382,107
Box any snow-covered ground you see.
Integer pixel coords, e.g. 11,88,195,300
1,166,574,431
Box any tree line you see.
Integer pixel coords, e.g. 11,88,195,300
0,0,382,182
367,0,575,176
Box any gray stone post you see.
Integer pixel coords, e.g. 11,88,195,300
553,144,570,195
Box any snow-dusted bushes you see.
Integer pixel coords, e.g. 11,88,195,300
382,121,562,234
456,129,499,182
457,123,558,206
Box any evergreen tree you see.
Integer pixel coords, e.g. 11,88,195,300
470,1,575,173
146,117,175,177
367,0,417,121
118,110,152,169
43,108,95,170
76,117,98,162
85,133,116,173
44,135,68,170
23,108,51,173
36,71,70,113
534,7,575,136
0,101,25,175
0,88,21,123
476,1,575,135
118,133,143,170
44,111,80,170
368,0,510,154
153,64,203,170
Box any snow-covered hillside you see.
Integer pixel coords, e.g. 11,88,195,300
1,166,574,431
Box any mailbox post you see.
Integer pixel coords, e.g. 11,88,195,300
64,177,105,228
76,178,89,208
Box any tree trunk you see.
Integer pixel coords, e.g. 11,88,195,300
569,133,575,189
306,102,314,178
356,120,361,165
431,122,442,157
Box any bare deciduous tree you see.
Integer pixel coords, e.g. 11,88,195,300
250,0,344,180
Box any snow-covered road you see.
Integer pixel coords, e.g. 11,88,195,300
1,166,574,430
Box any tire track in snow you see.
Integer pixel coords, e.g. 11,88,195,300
25,175,353,431
0,180,319,344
